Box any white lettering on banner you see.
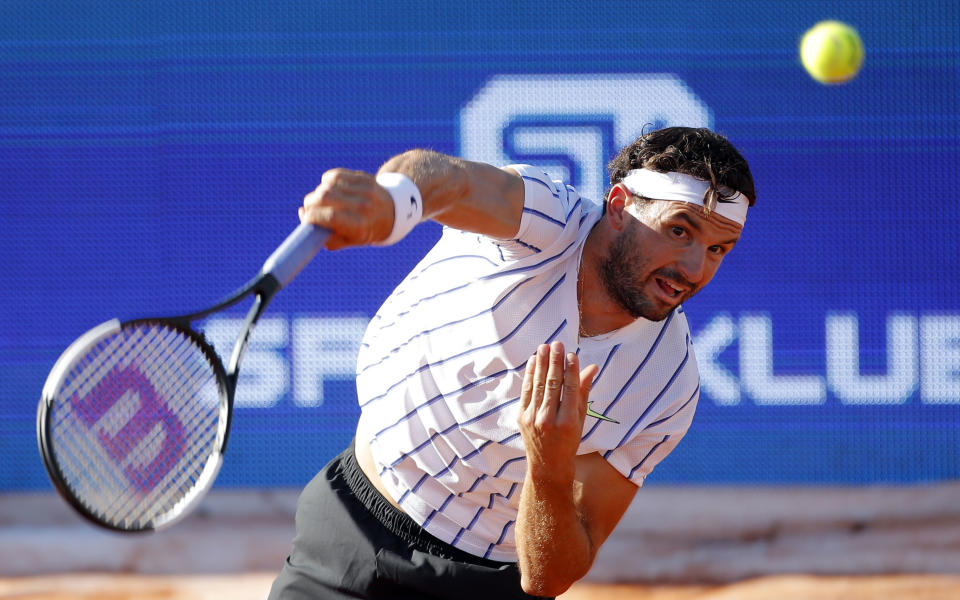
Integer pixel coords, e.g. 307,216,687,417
200,313,958,409
921,316,960,403
201,315,367,409
507,127,607,195
739,315,827,405
459,74,712,203
695,313,960,405
826,313,917,405
203,317,289,408
693,313,740,405
292,317,369,407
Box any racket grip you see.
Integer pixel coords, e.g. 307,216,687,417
261,223,330,288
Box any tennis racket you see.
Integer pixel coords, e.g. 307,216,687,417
37,223,329,532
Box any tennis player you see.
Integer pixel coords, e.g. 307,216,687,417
269,126,756,599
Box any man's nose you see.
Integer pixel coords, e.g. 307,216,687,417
676,245,707,285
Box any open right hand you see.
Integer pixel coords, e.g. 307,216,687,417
517,342,599,484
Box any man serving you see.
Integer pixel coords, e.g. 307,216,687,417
270,126,756,599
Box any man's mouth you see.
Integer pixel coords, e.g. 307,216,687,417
655,277,686,299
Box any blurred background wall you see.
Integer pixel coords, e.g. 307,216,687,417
1,0,959,580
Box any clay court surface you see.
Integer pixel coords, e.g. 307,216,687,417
4,574,960,600
3,485,959,599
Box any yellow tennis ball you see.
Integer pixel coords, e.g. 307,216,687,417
800,20,864,84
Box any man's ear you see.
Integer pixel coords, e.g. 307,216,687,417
605,184,632,232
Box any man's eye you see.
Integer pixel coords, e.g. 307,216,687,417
671,226,686,237
709,245,725,255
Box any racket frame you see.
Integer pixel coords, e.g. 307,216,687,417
164,272,282,452
37,318,230,532
36,274,281,532
37,223,327,532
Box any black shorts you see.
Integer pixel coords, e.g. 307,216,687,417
268,441,550,600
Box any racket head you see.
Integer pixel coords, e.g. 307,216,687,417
37,318,231,532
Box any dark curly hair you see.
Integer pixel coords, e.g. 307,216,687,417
607,126,756,212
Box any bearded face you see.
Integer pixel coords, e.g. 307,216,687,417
598,212,701,322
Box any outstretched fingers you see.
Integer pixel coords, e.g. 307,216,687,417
555,351,582,423
519,343,559,422
536,342,566,424
519,351,538,413
518,342,598,434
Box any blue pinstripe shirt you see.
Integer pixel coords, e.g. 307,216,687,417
356,165,700,561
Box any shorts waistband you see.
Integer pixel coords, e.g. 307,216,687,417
337,440,511,568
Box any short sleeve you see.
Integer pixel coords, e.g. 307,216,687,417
603,382,699,487
492,164,585,260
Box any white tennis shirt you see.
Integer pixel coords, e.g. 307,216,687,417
356,165,700,562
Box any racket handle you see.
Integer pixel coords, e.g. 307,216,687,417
261,223,330,288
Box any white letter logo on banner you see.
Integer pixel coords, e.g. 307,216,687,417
459,74,712,203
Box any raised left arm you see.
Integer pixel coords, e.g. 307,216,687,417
515,342,637,597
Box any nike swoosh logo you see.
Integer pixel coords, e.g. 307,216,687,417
586,402,619,424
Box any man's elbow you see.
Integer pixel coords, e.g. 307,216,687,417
521,575,570,597
520,566,588,597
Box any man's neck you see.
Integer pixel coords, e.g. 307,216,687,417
577,225,635,337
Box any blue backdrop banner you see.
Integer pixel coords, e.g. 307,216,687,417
2,1,959,489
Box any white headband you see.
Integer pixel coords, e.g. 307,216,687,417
620,169,749,225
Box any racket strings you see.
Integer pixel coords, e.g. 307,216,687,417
62,328,218,527
96,334,219,526
53,331,174,508
105,325,222,524
49,322,224,529
53,331,171,508
106,358,222,527
52,328,185,523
